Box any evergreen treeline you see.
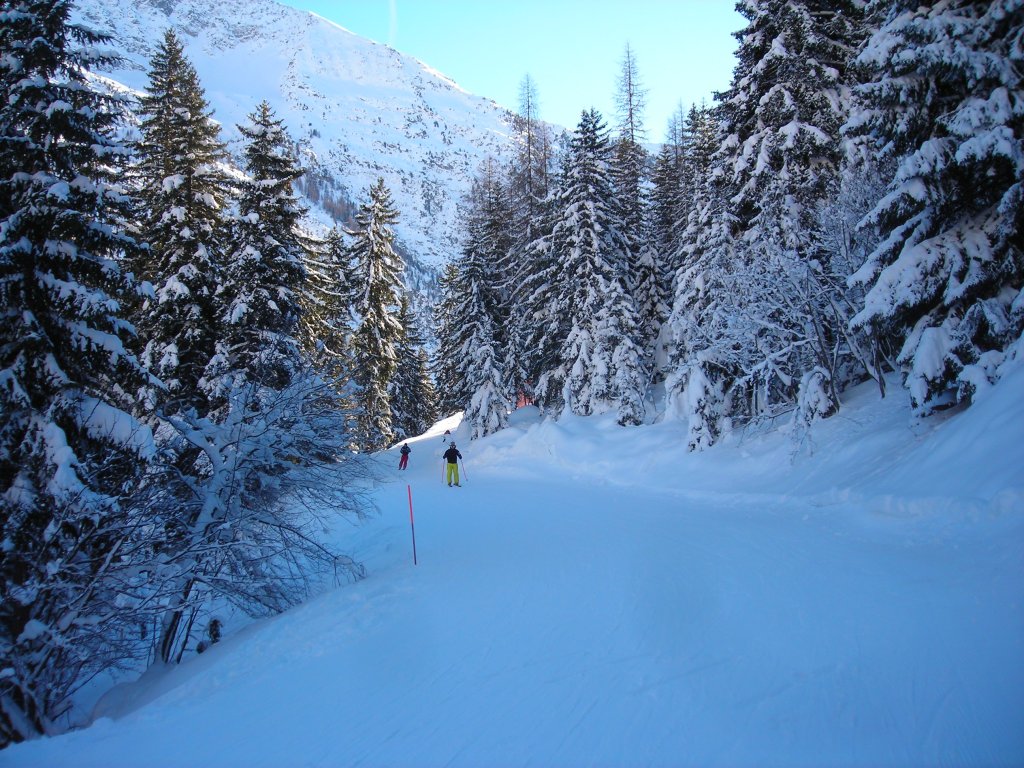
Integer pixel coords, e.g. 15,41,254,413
438,0,1023,444
0,6,435,746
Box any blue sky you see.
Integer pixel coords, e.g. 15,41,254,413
277,1,744,142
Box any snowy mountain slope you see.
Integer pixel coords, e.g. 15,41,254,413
6,371,1023,766
71,0,517,274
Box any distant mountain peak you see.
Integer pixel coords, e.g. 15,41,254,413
72,0,517,276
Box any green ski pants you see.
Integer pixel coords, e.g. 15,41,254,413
446,462,460,485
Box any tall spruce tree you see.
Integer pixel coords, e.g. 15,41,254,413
446,176,513,438
219,101,307,392
505,79,556,408
678,103,719,251
0,0,155,744
847,0,1024,414
665,0,866,446
512,173,565,411
132,29,231,414
725,0,864,416
350,178,404,451
413,348,439,432
390,295,437,439
663,110,745,444
552,109,646,425
644,104,690,380
432,262,471,417
300,226,355,386
508,75,552,244
611,45,650,313
664,162,738,450
142,103,363,667
474,158,514,347
648,105,688,285
652,103,720,379
130,30,239,665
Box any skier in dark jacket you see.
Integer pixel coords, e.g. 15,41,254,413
399,443,410,470
443,443,462,486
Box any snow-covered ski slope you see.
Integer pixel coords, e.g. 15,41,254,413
8,368,1024,767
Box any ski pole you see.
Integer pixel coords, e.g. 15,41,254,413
459,457,468,483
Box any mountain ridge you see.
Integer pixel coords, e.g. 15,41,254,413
71,0,519,278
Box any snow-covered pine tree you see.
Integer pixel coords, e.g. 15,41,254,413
648,104,688,287
679,102,720,248
128,31,242,664
632,231,666,384
553,109,646,425
847,0,1024,414
652,103,720,384
513,189,564,412
432,262,471,418
648,103,717,299
441,174,513,438
611,45,655,361
662,103,739,448
734,0,864,415
349,178,405,451
505,81,558,408
463,333,510,438
501,86,557,409
158,102,357,655
132,29,232,414
219,100,307,393
667,0,865,439
300,226,356,387
507,75,553,246
390,294,437,439
664,155,738,446
0,0,156,744
415,347,439,431
474,157,514,345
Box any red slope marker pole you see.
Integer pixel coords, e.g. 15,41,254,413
407,484,418,566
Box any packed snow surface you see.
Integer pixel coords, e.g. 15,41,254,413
7,371,1024,767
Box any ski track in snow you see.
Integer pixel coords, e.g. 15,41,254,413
6,376,1024,767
